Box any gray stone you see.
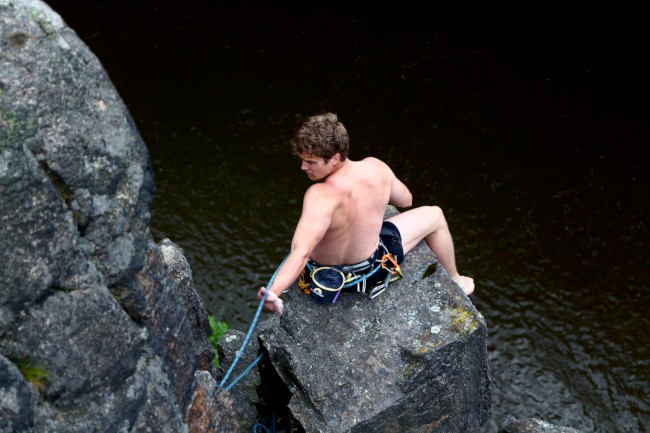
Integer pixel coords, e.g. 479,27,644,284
257,210,491,432
29,349,189,433
499,416,584,433
0,355,38,433
217,318,279,432
3,288,146,405
160,239,215,374
137,239,218,410
218,329,264,431
0,0,154,317
185,370,240,433
0,1,238,431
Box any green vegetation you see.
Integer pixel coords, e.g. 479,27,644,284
13,357,50,394
208,314,228,368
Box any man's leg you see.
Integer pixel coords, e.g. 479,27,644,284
387,206,474,296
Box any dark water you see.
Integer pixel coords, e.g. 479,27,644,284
47,2,649,431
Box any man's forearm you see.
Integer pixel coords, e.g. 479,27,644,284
268,250,309,296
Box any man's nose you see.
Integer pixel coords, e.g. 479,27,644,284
301,161,308,171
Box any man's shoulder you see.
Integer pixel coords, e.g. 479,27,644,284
302,183,340,216
360,156,386,165
304,182,337,199
359,156,392,174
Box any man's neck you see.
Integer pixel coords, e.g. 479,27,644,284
331,158,347,173
321,158,347,182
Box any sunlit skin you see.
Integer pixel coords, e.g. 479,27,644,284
258,151,474,314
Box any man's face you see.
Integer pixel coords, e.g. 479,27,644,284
299,153,336,181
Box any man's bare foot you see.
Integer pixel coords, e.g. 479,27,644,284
452,275,475,296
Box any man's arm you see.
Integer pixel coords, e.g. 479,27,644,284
388,166,413,208
258,184,338,313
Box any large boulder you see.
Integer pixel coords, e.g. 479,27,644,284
0,1,237,431
256,208,491,432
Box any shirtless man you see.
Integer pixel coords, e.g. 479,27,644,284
258,113,474,314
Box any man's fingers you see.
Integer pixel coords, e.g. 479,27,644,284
258,287,283,314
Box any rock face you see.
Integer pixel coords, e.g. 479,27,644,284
0,1,237,432
255,208,491,432
499,417,584,433
217,323,278,431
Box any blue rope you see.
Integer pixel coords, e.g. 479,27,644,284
341,262,383,288
224,353,263,392
219,253,289,389
251,412,276,433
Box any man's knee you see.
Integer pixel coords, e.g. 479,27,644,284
426,205,448,228
428,205,443,217
421,205,443,219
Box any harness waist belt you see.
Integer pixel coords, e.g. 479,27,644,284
307,241,385,274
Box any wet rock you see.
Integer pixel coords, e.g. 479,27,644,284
257,207,491,432
499,416,584,433
0,1,237,431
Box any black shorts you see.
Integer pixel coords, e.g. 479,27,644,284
362,220,403,288
379,220,404,265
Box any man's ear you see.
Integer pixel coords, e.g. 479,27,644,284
330,153,341,165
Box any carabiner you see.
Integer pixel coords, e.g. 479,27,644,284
381,254,402,276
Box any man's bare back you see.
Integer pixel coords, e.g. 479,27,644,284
308,157,401,265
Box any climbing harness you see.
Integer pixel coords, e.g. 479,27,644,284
299,239,403,302
306,266,346,303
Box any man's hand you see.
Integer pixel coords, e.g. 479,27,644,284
257,287,284,315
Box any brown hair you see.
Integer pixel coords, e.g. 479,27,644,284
290,113,349,160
